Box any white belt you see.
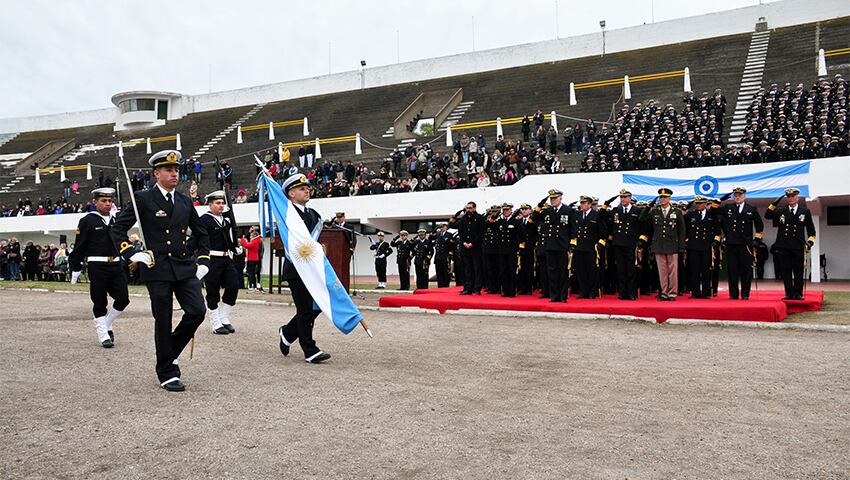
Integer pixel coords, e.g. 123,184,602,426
87,256,119,263
209,250,230,257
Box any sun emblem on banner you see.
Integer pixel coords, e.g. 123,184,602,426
294,240,320,263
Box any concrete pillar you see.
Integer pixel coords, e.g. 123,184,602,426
60,165,66,183
315,138,322,159
237,125,243,144
623,75,631,100
146,137,152,154
446,126,453,147
569,82,576,106
684,67,691,92
35,168,41,184
496,117,503,138
818,49,827,77
303,117,310,136
355,133,362,155
118,141,124,157
269,122,275,140
550,111,558,132
176,133,182,151
86,163,92,180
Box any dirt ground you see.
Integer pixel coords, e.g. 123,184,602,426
1,290,848,480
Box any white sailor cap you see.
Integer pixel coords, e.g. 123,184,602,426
149,150,183,168
92,187,116,199
205,190,227,203
282,173,310,193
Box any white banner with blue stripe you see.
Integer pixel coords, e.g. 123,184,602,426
622,161,811,201
257,174,363,334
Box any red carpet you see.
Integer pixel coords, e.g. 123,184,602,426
379,287,823,323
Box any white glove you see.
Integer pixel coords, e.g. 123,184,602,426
195,264,209,281
234,246,244,255
130,252,153,267
70,271,82,284
376,254,384,259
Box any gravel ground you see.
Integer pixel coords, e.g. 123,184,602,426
1,290,848,480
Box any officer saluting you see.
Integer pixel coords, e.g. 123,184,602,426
69,187,130,348
715,186,764,300
516,204,537,295
200,190,240,335
111,150,211,392
432,223,453,288
764,187,816,300
608,189,642,300
412,229,434,290
494,203,523,297
391,230,413,290
531,189,576,302
369,232,392,289
684,196,719,298
573,195,607,298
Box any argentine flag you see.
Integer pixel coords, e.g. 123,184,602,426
622,161,811,201
257,174,363,334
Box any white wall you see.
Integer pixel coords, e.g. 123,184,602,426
2,0,848,134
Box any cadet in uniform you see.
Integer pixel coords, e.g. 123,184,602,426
640,188,686,301
449,202,485,295
494,203,523,297
370,232,392,289
684,196,718,298
482,205,501,294
765,188,816,299
531,189,576,302
516,204,537,295
412,228,433,289
111,150,210,392
200,190,240,335
432,223,453,288
69,187,129,348
715,187,764,300
573,196,607,298
391,230,413,290
608,189,642,300
276,173,331,364
331,212,356,252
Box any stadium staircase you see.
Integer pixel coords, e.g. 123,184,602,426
728,30,771,145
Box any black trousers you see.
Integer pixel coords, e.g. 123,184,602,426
613,245,637,298
727,244,754,298
711,246,721,295
536,253,548,295
484,252,500,292
687,249,712,297
204,258,239,309
281,275,321,358
88,262,130,318
776,248,805,297
397,261,410,290
462,254,483,293
246,260,260,288
517,251,535,294
375,258,387,283
146,277,206,383
415,260,429,289
497,252,517,296
545,250,569,301
435,257,450,287
453,254,465,287
574,250,598,297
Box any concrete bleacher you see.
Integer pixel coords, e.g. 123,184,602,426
2,16,848,206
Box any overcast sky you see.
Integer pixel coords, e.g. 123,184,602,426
0,0,767,119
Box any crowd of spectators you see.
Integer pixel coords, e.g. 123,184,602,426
1,195,99,217
0,238,70,281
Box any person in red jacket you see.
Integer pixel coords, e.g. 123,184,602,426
240,227,264,292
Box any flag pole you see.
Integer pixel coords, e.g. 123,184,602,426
254,157,373,338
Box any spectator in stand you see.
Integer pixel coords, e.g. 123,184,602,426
521,115,531,142
193,158,203,183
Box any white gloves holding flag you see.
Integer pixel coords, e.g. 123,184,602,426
234,246,244,255
130,252,154,268
70,271,82,284
196,264,209,281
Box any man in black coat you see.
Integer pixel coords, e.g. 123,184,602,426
608,189,643,300
431,223,453,288
572,196,608,298
684,196,719,298
494,203,523,297
516,204,537,295
764,188,817,299
412,229,434,290
482,205,501,294
69,187,129,348
531,189,576,302
449,202,485,295
200,190,241,335
390,230,413,290
111,150,211,392
276,173,331,364
714,187,764,300
369,232,392,289
331,212,356,252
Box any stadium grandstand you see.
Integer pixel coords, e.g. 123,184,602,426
0,0,849,281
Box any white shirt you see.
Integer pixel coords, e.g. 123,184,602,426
737,203,744,214
155,183,175,203
790,205,797,215
92,211,113,225
701,210,706,221
624,205,630,215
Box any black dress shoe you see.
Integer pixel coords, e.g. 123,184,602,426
161,378,185,392
101,338,114,348
278,327,290,357
782,296,793,300
108,330,114,341
213,326,230,335
539,294,550,299
224,324,236,333
306,352,331,363
795,294,805,300
459,290,472,295
741,296,749,300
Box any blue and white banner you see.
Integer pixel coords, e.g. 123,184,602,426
622,161,811,201
257,174,363,334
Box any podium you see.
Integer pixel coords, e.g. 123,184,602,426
267,227,352,293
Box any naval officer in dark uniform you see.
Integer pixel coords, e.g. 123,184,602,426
277,173,331,364
432,223,453,288
200,190,241,335
683,196,718,298
715,186,764,300
111,150,210,392
69,187,130,348
390,230,413,290
412,228,434,290
764,187,816,299
370,232,392,289
494,203,523,297
608,189,642,300
531,189,576,302
573,195,607,298
516,204,537,295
